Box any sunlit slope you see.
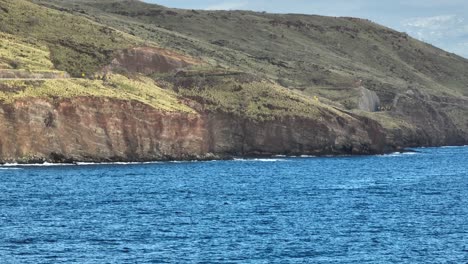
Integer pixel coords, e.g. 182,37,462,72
0,0,140,76
0,2,194,113
32,0,468,99
32,0,468,146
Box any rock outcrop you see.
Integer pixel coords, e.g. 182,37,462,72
0,97,208,163
205,110,387,157
358,87,380,112
1,0,467,163
0,97,389,163
104,47,199,75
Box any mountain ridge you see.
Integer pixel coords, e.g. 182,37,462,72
0,0,466,163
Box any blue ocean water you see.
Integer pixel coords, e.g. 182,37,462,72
0,147,468,263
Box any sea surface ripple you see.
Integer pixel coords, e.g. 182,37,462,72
1,147,468,263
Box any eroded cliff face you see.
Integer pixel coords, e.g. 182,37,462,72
390,92,468,147
0,97,208,163
206,110,387,156
0,97,389,163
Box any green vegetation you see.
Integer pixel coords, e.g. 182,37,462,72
0,0,466,141
0,74,195,113
175,78,323,120
31,0,468,100
356,110,415,131
0,0,139,76
0,1,192,113
0,32,54,70
150,65,353,120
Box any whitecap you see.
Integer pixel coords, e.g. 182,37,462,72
0,162,74,168
402,152,418,155
378,152,402,158
76,161,162,166
1,161,163,167
233,158,286,162
378,151,419,158
254,159,286,162
1,163,19,167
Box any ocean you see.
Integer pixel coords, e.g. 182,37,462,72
1,146,467,263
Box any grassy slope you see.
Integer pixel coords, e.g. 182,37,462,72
0,74,195,113
0,0,197,113
1,0,467,141
32,0,468,138
33,0,468,97
160,74,329,120
0,0,140,76
0,0,357,121
0,32,54,70
0,0,328,118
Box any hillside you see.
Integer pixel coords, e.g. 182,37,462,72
0,0,467,163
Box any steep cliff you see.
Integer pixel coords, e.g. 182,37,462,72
0,96,388,163
0,0,467,163
0,97,204,162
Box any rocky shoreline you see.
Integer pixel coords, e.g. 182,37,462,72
1,96,466,165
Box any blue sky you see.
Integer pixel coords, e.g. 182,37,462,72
144,0,468,58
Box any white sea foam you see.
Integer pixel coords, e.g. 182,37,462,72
76,161,163,166
0,159,222,167
378,152,402,157
378,151,419,158
234,158,287,162
273,154,317,158
1,162,74,167
300,155,317,158
1,163,19,167
0,161,163,167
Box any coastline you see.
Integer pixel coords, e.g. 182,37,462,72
1,145,466,167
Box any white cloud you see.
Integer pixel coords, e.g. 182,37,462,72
402,15,467,41
205,1,248,10
400,15,468,58
403,15,462,28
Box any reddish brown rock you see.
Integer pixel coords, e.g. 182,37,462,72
0,97,208,163
104,47,200,75
205,111,387,157
0,97,390,163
